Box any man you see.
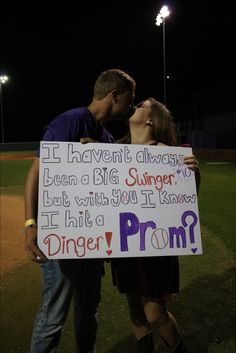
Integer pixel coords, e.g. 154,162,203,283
24,68,136,353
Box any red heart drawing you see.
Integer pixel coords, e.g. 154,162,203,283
106,249,112,256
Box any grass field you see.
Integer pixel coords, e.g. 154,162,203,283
1,156,236,353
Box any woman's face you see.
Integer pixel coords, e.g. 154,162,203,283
129,100,152,125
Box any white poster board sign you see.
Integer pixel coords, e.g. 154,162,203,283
38,142,202,259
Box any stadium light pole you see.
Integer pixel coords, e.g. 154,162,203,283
155,5,170,105
0,75,9,143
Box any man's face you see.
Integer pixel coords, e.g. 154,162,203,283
113,90,135,120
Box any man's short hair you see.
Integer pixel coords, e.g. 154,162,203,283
93,68,136,99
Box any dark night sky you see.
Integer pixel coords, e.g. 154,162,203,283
1,1,235,143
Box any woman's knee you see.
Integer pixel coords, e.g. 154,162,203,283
144,301,168,327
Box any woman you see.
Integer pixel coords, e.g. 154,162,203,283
111,98,200,353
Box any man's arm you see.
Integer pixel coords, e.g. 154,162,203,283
24,157,48,263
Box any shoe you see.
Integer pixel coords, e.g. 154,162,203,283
171,337,189,353
136,332,155,353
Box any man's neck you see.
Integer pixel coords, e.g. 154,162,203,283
88,101,109,123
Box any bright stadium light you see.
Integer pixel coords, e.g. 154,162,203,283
155,5,170,105
0,75,9,143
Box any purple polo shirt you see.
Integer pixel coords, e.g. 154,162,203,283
41,107,114,143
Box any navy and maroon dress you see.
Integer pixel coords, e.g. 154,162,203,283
111,255,179,298
111,140,180,299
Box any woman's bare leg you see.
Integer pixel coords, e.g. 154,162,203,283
142,298,180,349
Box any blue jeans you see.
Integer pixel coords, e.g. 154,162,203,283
30,259,103,353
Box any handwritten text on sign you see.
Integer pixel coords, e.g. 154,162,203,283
37,142,202,259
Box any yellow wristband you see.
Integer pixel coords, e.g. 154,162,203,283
24,218,37,227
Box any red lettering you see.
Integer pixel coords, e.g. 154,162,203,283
125,168,175,190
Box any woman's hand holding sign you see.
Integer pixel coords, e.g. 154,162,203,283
184,155,199,172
